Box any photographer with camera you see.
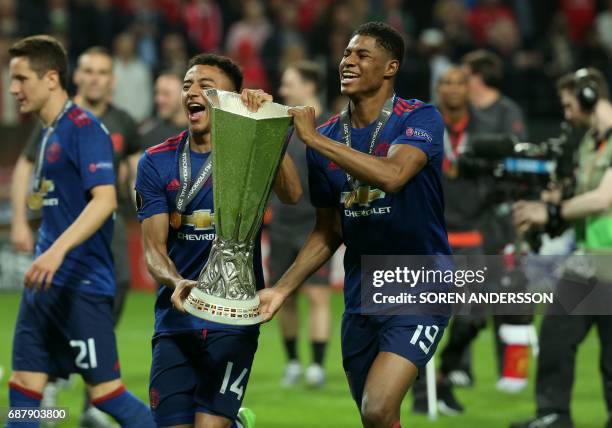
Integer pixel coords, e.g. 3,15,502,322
511,68,612,428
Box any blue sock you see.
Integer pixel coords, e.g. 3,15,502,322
92,386,154,428
6,382,42,428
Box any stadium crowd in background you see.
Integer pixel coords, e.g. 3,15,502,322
0,0,612,128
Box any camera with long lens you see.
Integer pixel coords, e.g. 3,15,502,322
459,122,578,250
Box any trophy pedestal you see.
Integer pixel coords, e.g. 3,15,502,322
184,287,263,325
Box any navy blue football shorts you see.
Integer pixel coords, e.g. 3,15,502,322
149,328,259,426
12,287,121,384
341,313,448,407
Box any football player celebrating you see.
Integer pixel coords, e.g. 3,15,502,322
259,22,451,428
136,53,301,428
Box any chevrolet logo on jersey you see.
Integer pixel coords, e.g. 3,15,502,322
182,209,215,230
340,186,386,208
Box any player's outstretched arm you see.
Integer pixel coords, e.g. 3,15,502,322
10,155,34,253
258,206,342,322
273,153,303,204
141,213,197,312
24,184,117,290
289,106,428,193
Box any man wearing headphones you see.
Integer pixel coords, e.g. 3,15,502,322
510,68,612,428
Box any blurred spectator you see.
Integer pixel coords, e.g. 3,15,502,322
112,31,153,122
279,40,308,77
183,0,222,53
433,0,473,60
418,28,452,103
541,12,577,79
0,35,18,125
463,49,527,139
308,1,357,103
596,0,612,56
486,16,520,58
131,0,162,68
261,2,305,96
483,13,536,103
140,71,188,149
511,0,534,44
560,0,595,45
309,1,356,59
296,0,328,33
155,0,183,29
48,0,68,34
468,0,517,47
234,40,270,91
225,0,271,57
0,0,16,36
156,32,188,77
369,0,415,44
580,25,611,77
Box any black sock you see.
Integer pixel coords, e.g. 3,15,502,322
312,341,327,366
284,337,298,361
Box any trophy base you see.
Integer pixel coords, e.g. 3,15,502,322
184,287,263,325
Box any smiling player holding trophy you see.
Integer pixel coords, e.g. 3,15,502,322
136,53,301,428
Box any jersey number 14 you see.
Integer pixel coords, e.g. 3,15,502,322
220,361,248,400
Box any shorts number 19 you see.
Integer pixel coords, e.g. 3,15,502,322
409,325,440,355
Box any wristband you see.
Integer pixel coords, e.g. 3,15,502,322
546,202,564,236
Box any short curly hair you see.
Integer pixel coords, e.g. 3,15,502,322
352,21,405,65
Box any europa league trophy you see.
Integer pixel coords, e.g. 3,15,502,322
183,89,293,325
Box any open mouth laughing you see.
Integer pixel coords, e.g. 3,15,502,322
187,101,206,122
341,70,360,85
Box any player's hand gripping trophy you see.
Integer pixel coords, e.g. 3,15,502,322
183,89,293,324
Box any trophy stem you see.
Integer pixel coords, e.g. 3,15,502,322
184,236,262,325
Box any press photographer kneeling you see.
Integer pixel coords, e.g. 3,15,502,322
510,68,612,428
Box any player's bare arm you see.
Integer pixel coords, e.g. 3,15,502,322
258,206,342,322
25,184,117,290
238,88,303,204
289,106,427,193
141,213,197,311
127,152,141,204
10,155,35,252
273,153,302,204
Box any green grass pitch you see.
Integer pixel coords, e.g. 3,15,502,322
0,291,607,427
